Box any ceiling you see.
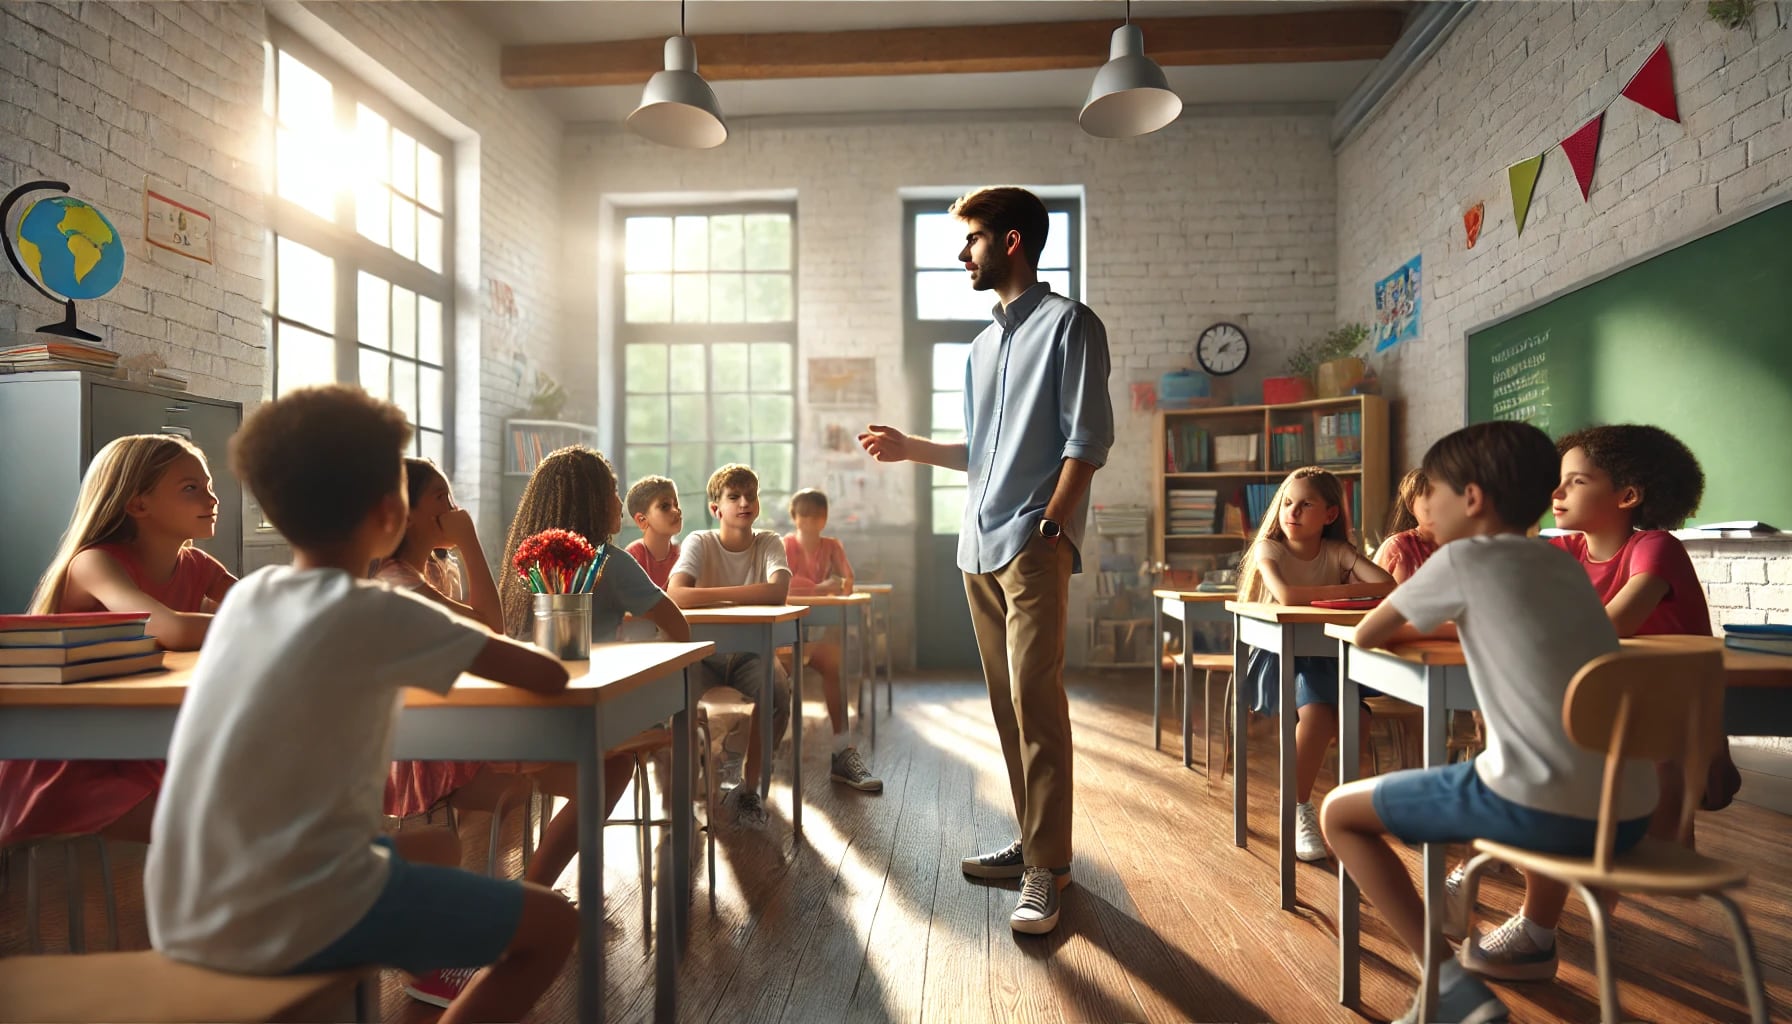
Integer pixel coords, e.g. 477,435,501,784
453,1,1412,124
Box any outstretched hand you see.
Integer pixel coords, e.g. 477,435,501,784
858,424,910,463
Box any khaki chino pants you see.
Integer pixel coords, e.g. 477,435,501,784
963,534,1075,870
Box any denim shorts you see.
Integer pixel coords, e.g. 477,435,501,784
286,836,525,977
1372,760,1651,854
695,652,792,740
1244,649,1371,714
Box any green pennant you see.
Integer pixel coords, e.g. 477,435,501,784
1508,152,1545,237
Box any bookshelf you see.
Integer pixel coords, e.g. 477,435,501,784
1151,395,1388,584
500,419,599,526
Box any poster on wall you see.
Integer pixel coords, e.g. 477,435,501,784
807,357,877,407
1373,255,1422,352
143,178,213,265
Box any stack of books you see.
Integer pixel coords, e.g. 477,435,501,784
1093,504,1149,536
1316,410,1362,465
147,366,190,391
1723,624,1792,656
1167,489,1219,536
0,341,123,376
1270,424,1308,469
0,612,164,684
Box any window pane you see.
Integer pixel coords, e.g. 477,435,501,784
626,217,672,272
357,272,388,349
932,342,971,390
276,237,333,333
276,322,334,394
418,295,442,364
355,180,389,245
674,215,707,271
391,285,416,358
276,126,337,221
916,270,991,321
932,486,966,535
625,344,667,393
625,274,671,323
1041,211,1070,270
354,104,389,184
420,366,444,430
672,273,708,322
751,442,794,492
1041,269,1071,299
914,212,969,269
744,214,790,270
751,395,793,441
390,127,416,198
710,343,748,390
669,394,707,442
277,50,332,132
626,394,667,443
708,274,744,322
931,391,964,433
714,440,752,471
712,393,750,440
416,144,442,209
667,345,705,392
418,210,442,273
745,273,791,322
359,348,390,399
749,342,791,391
392,196,416,261
420,429,444,466
626,445,668,479
932,461,966,486
708,215,742,270
668,444,708,498
392,358,417,422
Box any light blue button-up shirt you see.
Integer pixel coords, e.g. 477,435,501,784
957,282,1114,575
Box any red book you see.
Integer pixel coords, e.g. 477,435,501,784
0,612,153,648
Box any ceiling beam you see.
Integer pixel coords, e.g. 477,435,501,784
500,9,1408,90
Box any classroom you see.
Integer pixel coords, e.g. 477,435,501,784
1,1,1790,1022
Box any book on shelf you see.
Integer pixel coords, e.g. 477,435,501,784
0,635,159,667
0,611,153,648
1165,423,1211,473
1166,488,1219,535
1316,410,1362,465
0,649,166,684
1213,433,1259,471
1270,425,1308,469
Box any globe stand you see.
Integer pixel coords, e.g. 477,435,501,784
37,299,101,343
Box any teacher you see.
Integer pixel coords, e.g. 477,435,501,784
860,186,1113,936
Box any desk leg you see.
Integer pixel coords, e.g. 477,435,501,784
672,667,693,945
760,626,776,803
1338,639,1361,1007
1152,599,1164,750
1278,624,1297,913
1233,617,1248,848
864,605,877,748
793,628,804,836
1181,613,1194,769
577,713,607,1024
1417,666,1448,1024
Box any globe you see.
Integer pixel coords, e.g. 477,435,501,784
13,194,126,301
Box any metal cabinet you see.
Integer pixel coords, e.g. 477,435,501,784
0,372,243,612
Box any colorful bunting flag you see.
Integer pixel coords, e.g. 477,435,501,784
1508,154,1545,237
1561,112,1604,201
1464,202,1484,249
1620,41,1679,123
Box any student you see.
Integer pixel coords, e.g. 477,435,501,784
375,457,503,632
666,463,810,825
1322,420,1653,1024
1374,468,1439,583
144,386,577,1023
1455,424,1724,982
0,435,236,849
1237,466,1395,862
781,488,880,793
625,474,683,590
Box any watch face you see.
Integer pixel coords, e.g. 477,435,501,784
1197,323,1249,376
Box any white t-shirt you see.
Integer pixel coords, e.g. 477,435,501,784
145,566,489,973
669,530,790,590
1246,537,1361,601
1387,534,1654,821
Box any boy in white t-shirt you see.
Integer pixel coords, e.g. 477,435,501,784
1321,421,1654,1024
667,463,796,826
144,386,577,1022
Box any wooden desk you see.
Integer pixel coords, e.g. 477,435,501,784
1225,601,1370,913
791,593,877,743
1325,627,1792,1019
852,583,896,715
1150,589,1234,760
682,605,811,833
0,641,714,1024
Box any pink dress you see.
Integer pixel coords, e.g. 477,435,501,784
0,544,230,845
378,556,490,818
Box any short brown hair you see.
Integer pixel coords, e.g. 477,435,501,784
707,463,758,506
1420,421,1558,530
789,488,828,517
949,186,1049,268
1555,424,1704,530
231,385,411,546
626,475,677,519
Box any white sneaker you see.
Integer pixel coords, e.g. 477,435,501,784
1295,801,1328,861
1461,915,1558,982
1442,862,1469,940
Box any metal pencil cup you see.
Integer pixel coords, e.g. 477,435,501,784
532,592,591,660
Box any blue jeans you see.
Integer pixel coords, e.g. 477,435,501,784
1373,760,1650,854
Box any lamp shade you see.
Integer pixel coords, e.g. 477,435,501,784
1079,24,1182,139
627,36,728,149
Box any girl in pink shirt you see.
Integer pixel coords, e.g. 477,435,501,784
782,489,880,790
1,435,236,846
1372,468,1439,583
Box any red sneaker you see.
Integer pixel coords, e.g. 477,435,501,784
403,967,478,1008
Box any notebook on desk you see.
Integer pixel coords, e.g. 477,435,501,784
1311,597,1383,610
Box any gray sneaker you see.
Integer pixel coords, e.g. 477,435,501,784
1393,974,1509,1024
1010,866,1062,935
829,746,883,792
1460,915,1558,981
962,839,1025,879
721,785,768,828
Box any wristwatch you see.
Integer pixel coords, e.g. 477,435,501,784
1038,518,1062,540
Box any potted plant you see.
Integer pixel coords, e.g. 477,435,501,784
1276,323,1371,401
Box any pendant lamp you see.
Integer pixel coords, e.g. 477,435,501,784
1079,0,1182,139
627,0,727,149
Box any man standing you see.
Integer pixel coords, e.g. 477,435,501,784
860,187,1113,935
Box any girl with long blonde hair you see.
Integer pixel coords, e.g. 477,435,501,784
3,434,238,846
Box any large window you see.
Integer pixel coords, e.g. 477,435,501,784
267,33,452,466
616,208,796,529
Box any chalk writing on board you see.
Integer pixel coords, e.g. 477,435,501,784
1488,330,1551,431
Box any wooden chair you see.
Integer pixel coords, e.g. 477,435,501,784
1165,651,1233,774
602,727,676,944
695,688,755,909
0,951,374,1023
9,834,121,953
1450,649,1768,1024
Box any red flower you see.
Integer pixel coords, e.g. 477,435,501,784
513,528,597,579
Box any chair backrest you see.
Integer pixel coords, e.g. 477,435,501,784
1562,648,1724,871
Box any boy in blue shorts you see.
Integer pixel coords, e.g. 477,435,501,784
1321,421,1655,1024
145,385,578,1021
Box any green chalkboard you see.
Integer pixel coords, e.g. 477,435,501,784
1466,197,1792,526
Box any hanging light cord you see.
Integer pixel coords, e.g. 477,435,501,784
680,0,686,37
1124,0,1131,26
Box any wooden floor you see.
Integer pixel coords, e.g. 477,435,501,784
5,669,1790,1023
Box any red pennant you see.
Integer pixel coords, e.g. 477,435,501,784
1620,42,1679,123
1463,203,1484,249
1560,112,1604,200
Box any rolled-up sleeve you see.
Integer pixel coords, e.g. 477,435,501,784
1058,309,1114,467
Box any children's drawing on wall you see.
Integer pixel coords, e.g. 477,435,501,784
820,419,860,455
808,357,877,407
1373,254,1422,352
